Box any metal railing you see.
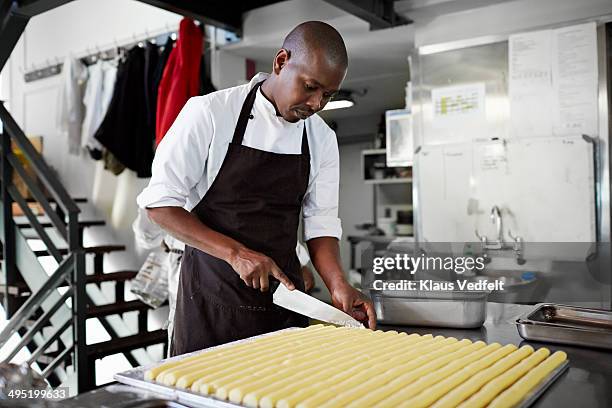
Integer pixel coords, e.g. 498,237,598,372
0,102,90,392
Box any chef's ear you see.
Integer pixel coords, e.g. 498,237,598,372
273,49,291,74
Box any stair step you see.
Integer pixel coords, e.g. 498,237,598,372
0,245,125,260
86,300,151,319
39,245,125,256
0,281,30,296
36,349,66,365
87,329,167,360
86,270,138,284
17,219,106,229
0,271,138,298
25,197,88,204
84,245,126,255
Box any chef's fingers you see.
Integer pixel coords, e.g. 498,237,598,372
305,279,313,293
259,274,269,292
252,277,260,290
352,309,367,321
341,297,352,314
241,277,252,288
362,300,377,330
270,264,295,290
352,296,376,329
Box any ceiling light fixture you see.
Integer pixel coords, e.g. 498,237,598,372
323,99,355,111
322,90,355,111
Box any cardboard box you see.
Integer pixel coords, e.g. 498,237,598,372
11,136,45,201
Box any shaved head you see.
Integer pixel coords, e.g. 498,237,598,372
282,21,348,69
261,21,349,123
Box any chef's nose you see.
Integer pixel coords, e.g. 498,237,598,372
306,93,323,111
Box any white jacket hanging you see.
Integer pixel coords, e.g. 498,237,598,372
56,57,87,155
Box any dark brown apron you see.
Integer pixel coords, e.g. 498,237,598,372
170,81,310,356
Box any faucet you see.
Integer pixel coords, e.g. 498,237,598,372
474,205,504,251
475,206,526,266
490,205,503,245
508,230,526,265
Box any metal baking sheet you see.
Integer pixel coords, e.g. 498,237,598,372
115,328,299,408
515,360,570,408
516,303,612,350
116,326,567,408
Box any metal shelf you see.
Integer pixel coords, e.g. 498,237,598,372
364,177,412,184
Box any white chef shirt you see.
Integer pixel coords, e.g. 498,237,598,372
137,72,342,241
56,57,87,155
81,59,117,151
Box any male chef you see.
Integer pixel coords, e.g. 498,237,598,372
137,21,376,356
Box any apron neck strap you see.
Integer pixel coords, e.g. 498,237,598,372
232,81,262,145
301,124,309,156
232,80,310,157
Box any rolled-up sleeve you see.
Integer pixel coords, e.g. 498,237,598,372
137,97,212,209
132,207,164,249
303,129,342,241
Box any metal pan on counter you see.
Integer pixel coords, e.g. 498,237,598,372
370,281,489,328
516,303,612,350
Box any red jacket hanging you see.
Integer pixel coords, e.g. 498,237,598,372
156,18,202,146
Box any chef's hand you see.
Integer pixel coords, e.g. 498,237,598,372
228,246,295,292
330,282,377,330
301,266,315,293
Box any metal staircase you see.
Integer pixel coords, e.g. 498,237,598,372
0,102,167,393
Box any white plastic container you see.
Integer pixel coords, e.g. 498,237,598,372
378,217,396,236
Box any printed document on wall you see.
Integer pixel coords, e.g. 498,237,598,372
431,83,486,142
509,29,553,138
552,22,598,137
432,83,485,121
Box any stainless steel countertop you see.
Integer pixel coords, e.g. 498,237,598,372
59,302,611,408
379,302,612,408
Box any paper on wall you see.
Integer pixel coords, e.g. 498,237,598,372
509,29,553,138
431,83,486,128
509,22,598,138
552,22,598,137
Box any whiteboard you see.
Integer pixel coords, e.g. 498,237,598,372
416,135,596,245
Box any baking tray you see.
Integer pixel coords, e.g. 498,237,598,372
115,326,567,408
370,284,488,328
115,328,300,408
512,360,569,408
516,303,612,350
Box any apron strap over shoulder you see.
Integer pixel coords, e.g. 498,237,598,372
232,81,263,145
301,125,309,156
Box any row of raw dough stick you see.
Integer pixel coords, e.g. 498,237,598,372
144,325,567,408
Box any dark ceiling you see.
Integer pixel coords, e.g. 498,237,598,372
1,0,410,74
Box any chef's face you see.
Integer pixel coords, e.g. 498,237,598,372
273,48,346,122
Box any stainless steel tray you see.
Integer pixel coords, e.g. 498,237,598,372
115,328,300,408
516,303,612,350
370,285,488,328
116,361,568,408
513,360,569,408
115,326,567,408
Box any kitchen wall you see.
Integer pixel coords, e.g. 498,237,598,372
2,0,182,198
335,114,379,271
401,0,612,47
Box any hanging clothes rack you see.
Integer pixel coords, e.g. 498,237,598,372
23,22,209,83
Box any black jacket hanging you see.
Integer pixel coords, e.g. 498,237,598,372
94,46,153,178
144,41,160,133
199,54,216,96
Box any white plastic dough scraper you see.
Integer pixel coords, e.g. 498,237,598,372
273,283,364,328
